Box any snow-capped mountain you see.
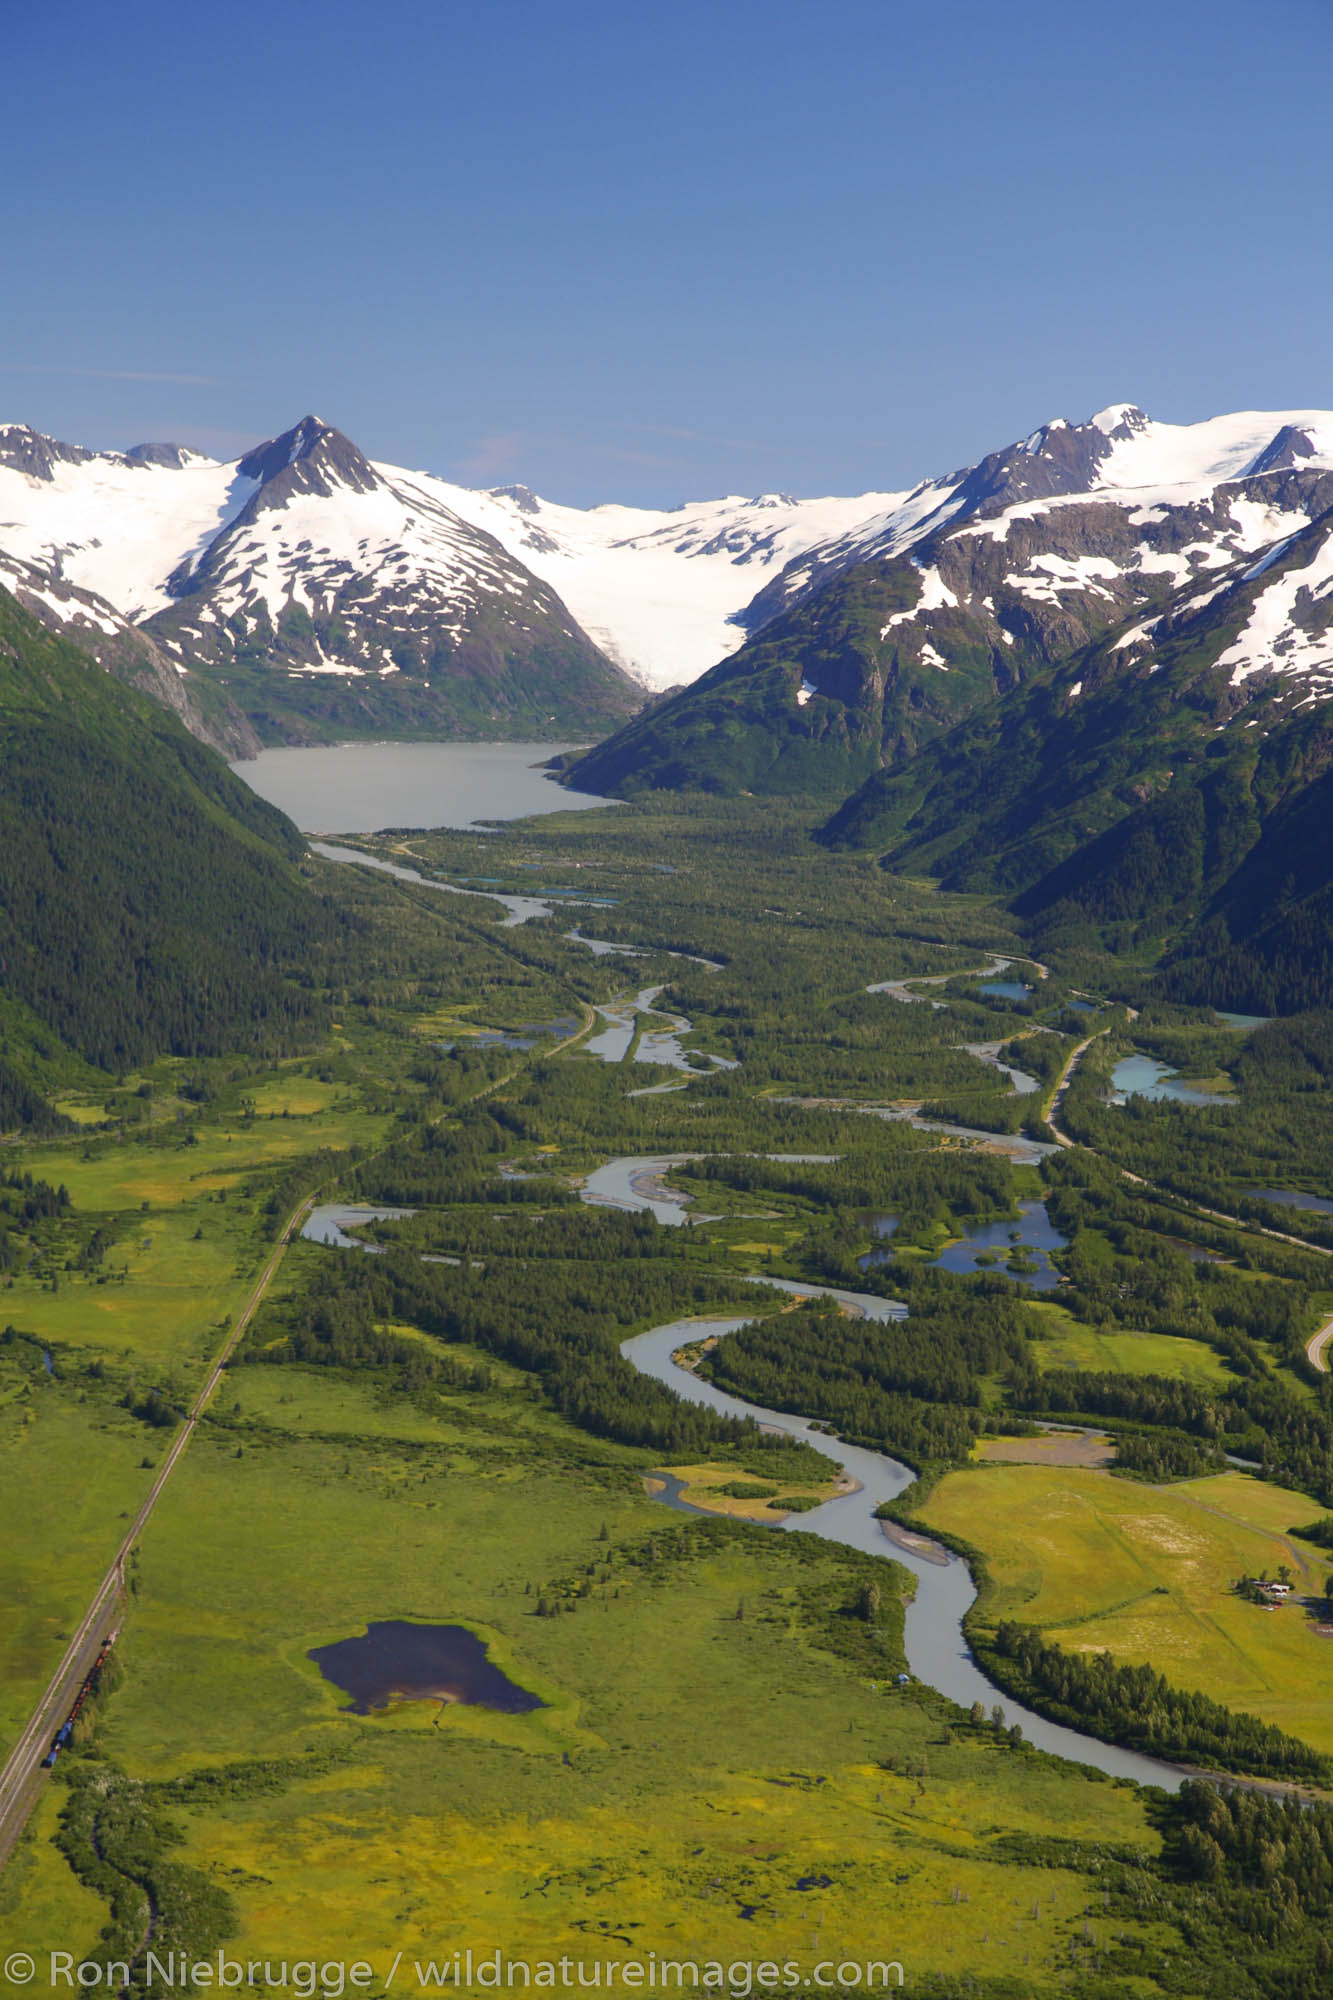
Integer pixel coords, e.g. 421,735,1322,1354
564,403,1333,802
4,402,1333,756
0,418,640,745
739,402,1333,630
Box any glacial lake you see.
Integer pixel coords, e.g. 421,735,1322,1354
233,740,614,833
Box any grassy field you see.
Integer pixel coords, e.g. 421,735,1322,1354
0,1058,395,1765
1027,1301,1235,1387
0,1387,152,1762
8,1089,389,1376
919,1459,1333,1753
1,1359,1171,1992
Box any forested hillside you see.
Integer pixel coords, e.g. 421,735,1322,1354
0,588,328,1082
818,577,1333,1009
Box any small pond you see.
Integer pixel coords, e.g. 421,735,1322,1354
308,1621,544,1716
930,1199,1067,1291
1109,1055,1231,1106
1245,1188,1333,1217
977,980,1033,1004
433,1016,578,1054
857,1213,899,1272
1215,1011,1270,1031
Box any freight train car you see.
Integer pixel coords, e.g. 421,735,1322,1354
42,1632,116,1767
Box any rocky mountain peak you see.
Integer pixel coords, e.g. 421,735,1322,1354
489,483,543,515
124,441,211,469
1089,402,1150,441
0,424,98,481
237,417,380,499
1246,424,1320,477
946,415,1117,518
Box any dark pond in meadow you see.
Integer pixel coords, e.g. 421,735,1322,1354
308,1621,545,1716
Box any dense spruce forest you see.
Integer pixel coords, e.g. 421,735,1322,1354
987,1623,1330,1783
0,588,331,1073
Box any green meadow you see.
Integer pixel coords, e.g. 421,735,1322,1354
2,1355,1168,1992
7,798,1333,1995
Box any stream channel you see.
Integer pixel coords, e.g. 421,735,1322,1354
307,852,1180,1787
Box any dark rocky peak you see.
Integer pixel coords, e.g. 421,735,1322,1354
490,483,542,514
1245,424,1319,477
124,441,208,469
948,411,1139,519
238,417,380,499
0,424,98,481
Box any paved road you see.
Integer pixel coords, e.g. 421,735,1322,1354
1045,1028,1110,1145
1306,1313,1333,1373
0,1194,316,1869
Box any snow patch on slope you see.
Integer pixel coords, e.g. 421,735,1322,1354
1216,534,1333,692
0,444,258,617
880,560,959,636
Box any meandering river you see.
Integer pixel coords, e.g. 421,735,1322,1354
304,1197,1180,1789
299,855,1178,1784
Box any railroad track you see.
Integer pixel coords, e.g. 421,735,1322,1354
0,1194,316,1868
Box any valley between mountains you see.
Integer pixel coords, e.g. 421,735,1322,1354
0,401,1332,1997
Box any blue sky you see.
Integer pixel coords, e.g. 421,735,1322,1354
5,0,1330,506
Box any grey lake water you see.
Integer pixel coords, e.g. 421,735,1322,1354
233,740,614,833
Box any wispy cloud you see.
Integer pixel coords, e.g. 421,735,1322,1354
636,424,755,449
0,365,215,385
455,431,525,482
589,445,685,470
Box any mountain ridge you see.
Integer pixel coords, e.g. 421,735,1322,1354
0,416,642,748
560,403,1333,801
